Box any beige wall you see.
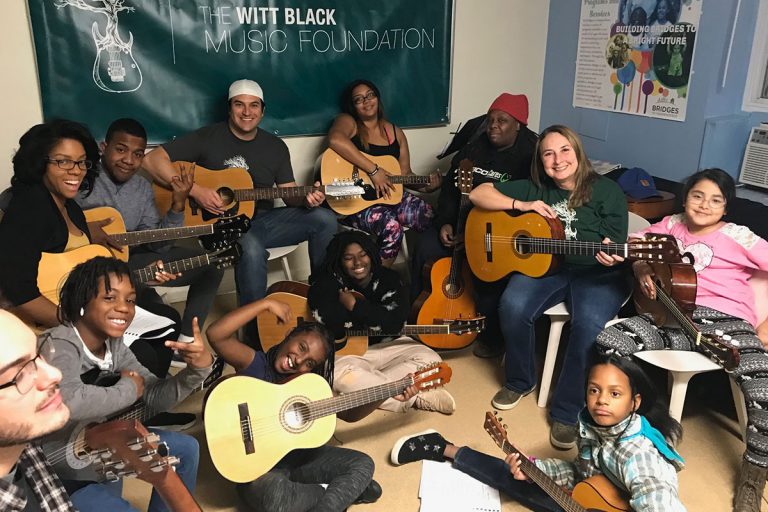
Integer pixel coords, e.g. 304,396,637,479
0,0,549,189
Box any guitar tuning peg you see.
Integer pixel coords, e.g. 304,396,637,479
503,424,509,431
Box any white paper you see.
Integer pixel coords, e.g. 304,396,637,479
419,460,501,512
121,305,176,348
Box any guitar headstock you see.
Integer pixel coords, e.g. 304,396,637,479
325,179,366,199
210,243,242,270
483,411,511,451
84,419,178,485
456,159,474,195
441,316,486,335
698,331,741,372
413,362,452,390
201,215,251,250
628,234,682,264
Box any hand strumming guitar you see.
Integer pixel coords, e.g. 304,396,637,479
339,288,357,311
370,168,395,199
190,183,225,215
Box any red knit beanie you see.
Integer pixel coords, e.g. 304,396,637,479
488,93,529,125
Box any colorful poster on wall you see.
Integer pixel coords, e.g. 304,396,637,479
573,0,702,122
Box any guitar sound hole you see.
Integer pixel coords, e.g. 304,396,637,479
441,278,463,299
280,399,312,434
513,234,532,256
217,187,236,208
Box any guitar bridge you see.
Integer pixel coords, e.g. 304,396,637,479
238,403,255,455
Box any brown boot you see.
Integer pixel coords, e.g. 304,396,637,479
734,460,768,512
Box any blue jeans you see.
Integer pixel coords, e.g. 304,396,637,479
69,430,200,512
236,206,337,306
453,447,563,512
498,265,629,425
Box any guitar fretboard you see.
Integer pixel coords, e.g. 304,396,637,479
111,225,214,246
133,254,211,284
235,187,319,201
507,237,665,258
493,438,585,512
344,325,451,337
388,175,431,185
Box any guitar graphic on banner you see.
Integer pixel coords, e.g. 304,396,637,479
53,0,143,93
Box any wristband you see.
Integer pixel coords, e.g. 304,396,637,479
512,199,517,210
368,164,380,177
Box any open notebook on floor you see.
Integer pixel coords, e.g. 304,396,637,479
419,460,501,512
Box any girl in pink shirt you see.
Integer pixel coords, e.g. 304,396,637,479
597,168,768,512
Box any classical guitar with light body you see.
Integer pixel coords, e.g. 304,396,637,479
205,363,452,483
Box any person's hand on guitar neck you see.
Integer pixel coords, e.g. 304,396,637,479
369,167,395,199
304,181,326,208
169,163,195,213
145,260,181,286
439,224,463,249
506,452,532,482
595,237,624,268
632,260,656,300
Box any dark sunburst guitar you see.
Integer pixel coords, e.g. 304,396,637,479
484,411,630,512
411,159,482,349
633,261,740,371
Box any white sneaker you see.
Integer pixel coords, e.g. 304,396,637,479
413,389,456,414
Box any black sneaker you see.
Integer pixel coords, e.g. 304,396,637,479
390,430,448,466
472,340,504,358
550,421,578,450
353,479,382,504
145,412,197,431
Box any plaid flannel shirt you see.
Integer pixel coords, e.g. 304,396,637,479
0,443,75,512
535,412,686,512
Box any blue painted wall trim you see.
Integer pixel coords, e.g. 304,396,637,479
540,0,768,183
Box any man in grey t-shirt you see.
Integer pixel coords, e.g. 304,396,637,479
143,79,337,345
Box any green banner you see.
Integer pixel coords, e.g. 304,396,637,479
28,0,453,142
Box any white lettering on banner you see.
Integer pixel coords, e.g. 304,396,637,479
297,28,435,52
284,8,336,26
235,7,280,25
204,29,288,54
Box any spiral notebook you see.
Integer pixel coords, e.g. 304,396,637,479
419,460,501,512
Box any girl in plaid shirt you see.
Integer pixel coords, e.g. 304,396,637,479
391,355,686,511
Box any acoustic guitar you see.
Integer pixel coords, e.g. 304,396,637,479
320,148,432,215
153,162,363,225
257,281,485,353
411,159,480,349
84,206,250,261
633,262,740,371
464,210,682,282
484,411,630,512
204,362,452,483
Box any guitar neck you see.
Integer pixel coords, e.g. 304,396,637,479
111,225,214,246
153,470,203,512
235,186,317,201
344,325,451,337
389,175,431,185
516,238,631,257
133,254,211,284
497,442,585,512
308,375,413,417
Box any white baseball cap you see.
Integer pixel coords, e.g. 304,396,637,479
228,79,264,102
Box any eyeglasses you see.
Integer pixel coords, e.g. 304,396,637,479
46,158,93,171
687,191,726,210
0,334,55,395
352,91,377,106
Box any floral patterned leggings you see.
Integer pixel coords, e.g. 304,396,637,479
342,191,433,260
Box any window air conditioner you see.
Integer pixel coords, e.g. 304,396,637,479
739,127,768,190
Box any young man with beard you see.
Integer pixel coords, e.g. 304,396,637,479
142,80,338,346
0,309,75,511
